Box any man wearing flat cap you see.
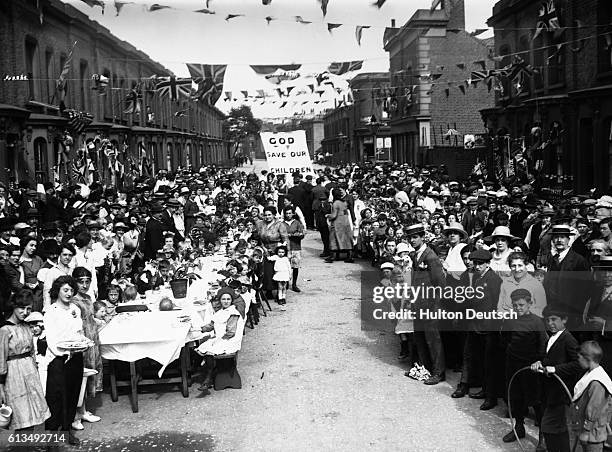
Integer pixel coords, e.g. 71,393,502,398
462,197,486,236
452,248,503,406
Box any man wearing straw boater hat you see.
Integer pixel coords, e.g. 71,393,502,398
542,225,591,333
404,223,446,385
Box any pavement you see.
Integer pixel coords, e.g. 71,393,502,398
27,161,536,451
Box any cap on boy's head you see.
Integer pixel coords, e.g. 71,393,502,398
542,305,568,319
510,288,532,302
380,262,395,270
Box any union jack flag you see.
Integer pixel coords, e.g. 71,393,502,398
124,87,142,115
533,0,560,40
327,60,363,76
155,76,192,101
64,109,93,134
186,64,227,105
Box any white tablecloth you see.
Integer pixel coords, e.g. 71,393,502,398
99,311,194,377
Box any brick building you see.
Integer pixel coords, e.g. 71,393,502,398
482,0,612,192
383,0,495,166
349,72,392,162
0,0,227,187
321,104,353,164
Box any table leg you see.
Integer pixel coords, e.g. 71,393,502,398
129,361,139,413
109,360,118,402
180,346,189,397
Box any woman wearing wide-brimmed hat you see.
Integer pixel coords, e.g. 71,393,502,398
442,223,468,280
485,226,519,275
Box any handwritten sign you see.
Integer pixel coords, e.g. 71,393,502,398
260,130,314,176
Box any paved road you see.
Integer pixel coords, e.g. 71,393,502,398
72,226,538,452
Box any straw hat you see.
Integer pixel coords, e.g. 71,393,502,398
485,226,519,242
443,222,468,240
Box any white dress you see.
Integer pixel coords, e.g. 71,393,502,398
196,305,243,356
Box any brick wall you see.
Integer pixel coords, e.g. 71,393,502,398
428,31,495,145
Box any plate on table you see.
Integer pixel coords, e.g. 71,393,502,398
57,340,93,351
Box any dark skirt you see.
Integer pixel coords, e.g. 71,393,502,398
45,352,84,432
263,258,276,291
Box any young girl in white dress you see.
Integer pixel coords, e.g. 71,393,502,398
268,245,291,310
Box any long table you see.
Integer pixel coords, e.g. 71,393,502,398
99,300,212,412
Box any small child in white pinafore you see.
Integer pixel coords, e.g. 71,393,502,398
268,245,291,310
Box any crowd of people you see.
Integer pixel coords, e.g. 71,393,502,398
2,158,612,451
0,165,310,445
310,161,612,452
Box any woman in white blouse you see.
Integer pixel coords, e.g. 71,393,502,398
44,275,86,446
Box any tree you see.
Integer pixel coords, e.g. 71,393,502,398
223,105,262,158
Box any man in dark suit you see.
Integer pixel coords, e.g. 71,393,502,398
452,249,503,409
141,203,166,261
461,197,487,236
182,190,200,235
406,224,446,385
531,305,581,452
160,199,183,242
571,217,591,260
586,256,612,375
39,182,65,224
543,225,592,333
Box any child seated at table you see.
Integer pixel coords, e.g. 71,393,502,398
123,285,139,303
196,287,242,390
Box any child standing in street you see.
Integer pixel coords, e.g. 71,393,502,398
502,288,549,443
568,341,612,452
531,306,581,452
268,245,291,310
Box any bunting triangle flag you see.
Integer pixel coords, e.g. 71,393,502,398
327,23,342,33
276,88,283,97
456,63,465,70
251,64,301,75
225,91,232,100
328,60,363,75
265,16,274,25
114,0,131,16
286,86,295,95
319,0,329,17
149,4,170,12
186,63,227,104
308,84,315,93
372,0,386,8
241,90,249,98
295,16,311,24
225,14,244,21
356,26,370,46
194,8,215,14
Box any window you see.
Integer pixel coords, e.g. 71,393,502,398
33,138,48,183
498,45,511,98
166,143,173,171
518,36,531,96
547,36,565,86
533,35,545,90
79,60,89,111
45,48,53,102
598,3,612,73
25,37,39,100
102,69,111,118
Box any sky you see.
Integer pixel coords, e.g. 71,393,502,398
62,0,494,120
